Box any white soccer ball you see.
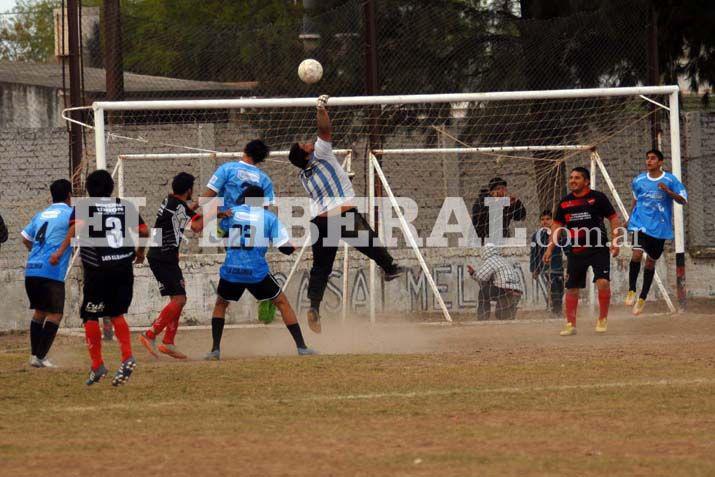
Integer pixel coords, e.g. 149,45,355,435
298,59,323,84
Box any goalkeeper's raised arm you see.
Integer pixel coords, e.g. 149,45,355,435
316,94,332,141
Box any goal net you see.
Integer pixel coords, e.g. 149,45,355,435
65,86,683,325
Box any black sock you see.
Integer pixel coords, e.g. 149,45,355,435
30,319,43,356
640,268,655,300
211,317,224,352
628,260,641,292
310,299,321,312
36,321,59,360
287,323,307,349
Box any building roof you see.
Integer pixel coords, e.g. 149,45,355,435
0,62,257,95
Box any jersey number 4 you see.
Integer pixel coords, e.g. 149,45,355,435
35,222,49,245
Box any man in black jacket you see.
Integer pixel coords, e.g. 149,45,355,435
471,177,526,244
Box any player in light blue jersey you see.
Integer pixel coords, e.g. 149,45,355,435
20,179,73,368
203,139,275,209
626,149,687,315
204,185,316,360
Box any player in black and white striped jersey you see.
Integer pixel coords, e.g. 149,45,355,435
140,172,209,360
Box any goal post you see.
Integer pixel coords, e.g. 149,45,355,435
68,84,685,323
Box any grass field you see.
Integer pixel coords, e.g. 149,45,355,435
1,308,715,476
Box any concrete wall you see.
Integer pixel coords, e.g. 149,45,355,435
0,84,65,129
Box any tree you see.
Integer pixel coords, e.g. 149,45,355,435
0,0,58,62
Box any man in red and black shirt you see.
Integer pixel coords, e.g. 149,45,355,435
52,170,150,386
544,167,622,336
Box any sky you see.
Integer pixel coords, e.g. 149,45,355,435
0,0,17,13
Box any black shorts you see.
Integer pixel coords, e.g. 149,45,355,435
149,258,186,296
631,230,666,260
217,274,281,302
566,248,611,289
25,277,65,314
81,266,134,321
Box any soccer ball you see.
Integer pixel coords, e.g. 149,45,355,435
298,59,323,84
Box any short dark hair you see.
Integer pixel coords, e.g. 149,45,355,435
85,169,114,197
646,149,664,161
242,185,265,208
540,209,553,218
50,179,72,203
571,166,590,181
288,143,309,168
172,172,195,195
244,139,270,163
488,177,507,191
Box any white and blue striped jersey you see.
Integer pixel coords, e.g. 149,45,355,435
299,138,355,217
207,161,275,209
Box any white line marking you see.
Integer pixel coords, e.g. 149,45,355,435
45,378,715,413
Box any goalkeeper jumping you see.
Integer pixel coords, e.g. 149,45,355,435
288,95,404,333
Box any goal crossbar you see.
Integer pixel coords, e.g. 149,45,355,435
91,85,679,111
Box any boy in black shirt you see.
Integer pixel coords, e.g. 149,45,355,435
544,167,622,336
140,173,206,360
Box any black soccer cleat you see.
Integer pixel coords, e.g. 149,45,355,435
86,364,108,386
111,357,137,387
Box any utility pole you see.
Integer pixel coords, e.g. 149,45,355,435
67,0,83,189
103,0,124,102
647,3,660,149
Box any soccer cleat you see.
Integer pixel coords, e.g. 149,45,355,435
86,364,108,386
204,350,221,361
158,343,187,360
559,323,577,336
307,308,322,334
111,357,137,387
384,265,405,282
297,347,319,356
29,355,43,368
632,298,646,316
596,318,608,333
40,358,57,368
625,290,636,307
139,332,159,358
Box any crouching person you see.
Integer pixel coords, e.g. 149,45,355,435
467,244,524,320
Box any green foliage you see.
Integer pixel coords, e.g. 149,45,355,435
0,0,59,62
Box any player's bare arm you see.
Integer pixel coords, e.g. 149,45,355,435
609,214,622,257
317,95,331,141
134,223,150,264
658,182,687,205
22,236,33,251
49,223,76,266
543,221,560,264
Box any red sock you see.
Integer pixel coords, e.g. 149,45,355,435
565,293,579,326
147,301,182,339
598,289,611,319
111,316,133,362
84,320,103,369
163,314,180,345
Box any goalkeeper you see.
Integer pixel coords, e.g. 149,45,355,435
288,95,404,333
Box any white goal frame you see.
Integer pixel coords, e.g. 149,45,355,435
79,85,685,321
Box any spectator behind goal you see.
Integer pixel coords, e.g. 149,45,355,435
467,244,524,321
